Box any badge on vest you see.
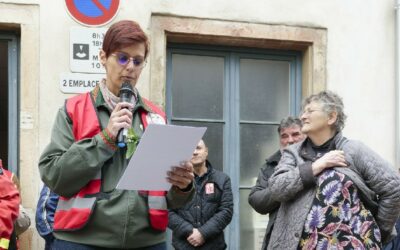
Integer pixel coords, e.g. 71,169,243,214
146,113,166,125
205,183,214,194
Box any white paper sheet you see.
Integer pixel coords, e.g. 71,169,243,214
116,124,207,191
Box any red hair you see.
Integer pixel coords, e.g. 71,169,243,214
102,20,149,58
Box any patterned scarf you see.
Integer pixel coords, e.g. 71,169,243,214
99,79,137,111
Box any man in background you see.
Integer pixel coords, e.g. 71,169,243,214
169,139,233,249
248,116,305,250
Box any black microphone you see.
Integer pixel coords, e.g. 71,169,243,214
117,82,134,148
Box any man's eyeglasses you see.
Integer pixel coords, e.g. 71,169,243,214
111,52,146,69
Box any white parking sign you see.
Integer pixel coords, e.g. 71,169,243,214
60,72,104,93
70,27,107,73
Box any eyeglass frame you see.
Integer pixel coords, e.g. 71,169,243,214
110,52,147,69
300,108,324,116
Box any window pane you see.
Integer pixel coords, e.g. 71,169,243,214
240,58,290,122
171,120,224,172
240,189,269,250
240,124,279,186
171,54,224,120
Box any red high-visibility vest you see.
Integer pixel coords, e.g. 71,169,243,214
0,164,19,250
53,92,168,231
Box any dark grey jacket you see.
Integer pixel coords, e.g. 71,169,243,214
248,150,281,250
267,133,400,249
169,162,233,250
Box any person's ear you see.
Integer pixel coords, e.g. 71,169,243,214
327,111,338,126
100,50,107,68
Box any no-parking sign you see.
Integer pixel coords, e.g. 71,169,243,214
65,0,120,27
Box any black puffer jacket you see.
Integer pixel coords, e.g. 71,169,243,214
168,161,233,250
248,150,281,250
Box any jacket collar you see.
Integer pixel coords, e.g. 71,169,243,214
205,160,215,175
195,160,214,177
266,150,282,166
299,132,344,161
90,84,150,113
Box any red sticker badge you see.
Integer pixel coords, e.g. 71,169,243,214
205,183,214,194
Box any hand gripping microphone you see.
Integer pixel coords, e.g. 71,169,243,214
117,82,134,148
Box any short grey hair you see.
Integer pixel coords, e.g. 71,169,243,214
302,90,347,132
278,116,302,134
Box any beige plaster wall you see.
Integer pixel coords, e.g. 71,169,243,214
148,0,396,162
38,0,395,163
0,0,396,249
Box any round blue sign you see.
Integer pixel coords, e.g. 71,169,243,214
65,0,120,26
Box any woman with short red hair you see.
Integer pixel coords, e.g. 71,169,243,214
39,20,195,250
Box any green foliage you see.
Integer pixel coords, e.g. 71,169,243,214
126,128,140,159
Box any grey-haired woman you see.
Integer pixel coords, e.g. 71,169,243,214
267,91,400,250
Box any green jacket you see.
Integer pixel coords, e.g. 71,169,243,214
39,87,194,248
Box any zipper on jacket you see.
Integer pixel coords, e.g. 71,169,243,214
41,187,52,231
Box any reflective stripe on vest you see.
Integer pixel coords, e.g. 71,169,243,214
0,238,10,250
54,92,169,231
54,196,96,230
147,190,168,231
148,193,168,210
57,196,97,210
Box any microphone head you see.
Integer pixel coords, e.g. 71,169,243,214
119,82,134,103
119,81,133,94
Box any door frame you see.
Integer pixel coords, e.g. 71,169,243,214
0,33,19,175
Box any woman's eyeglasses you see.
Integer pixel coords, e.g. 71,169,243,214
300,109,323,116
111,52,146,69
